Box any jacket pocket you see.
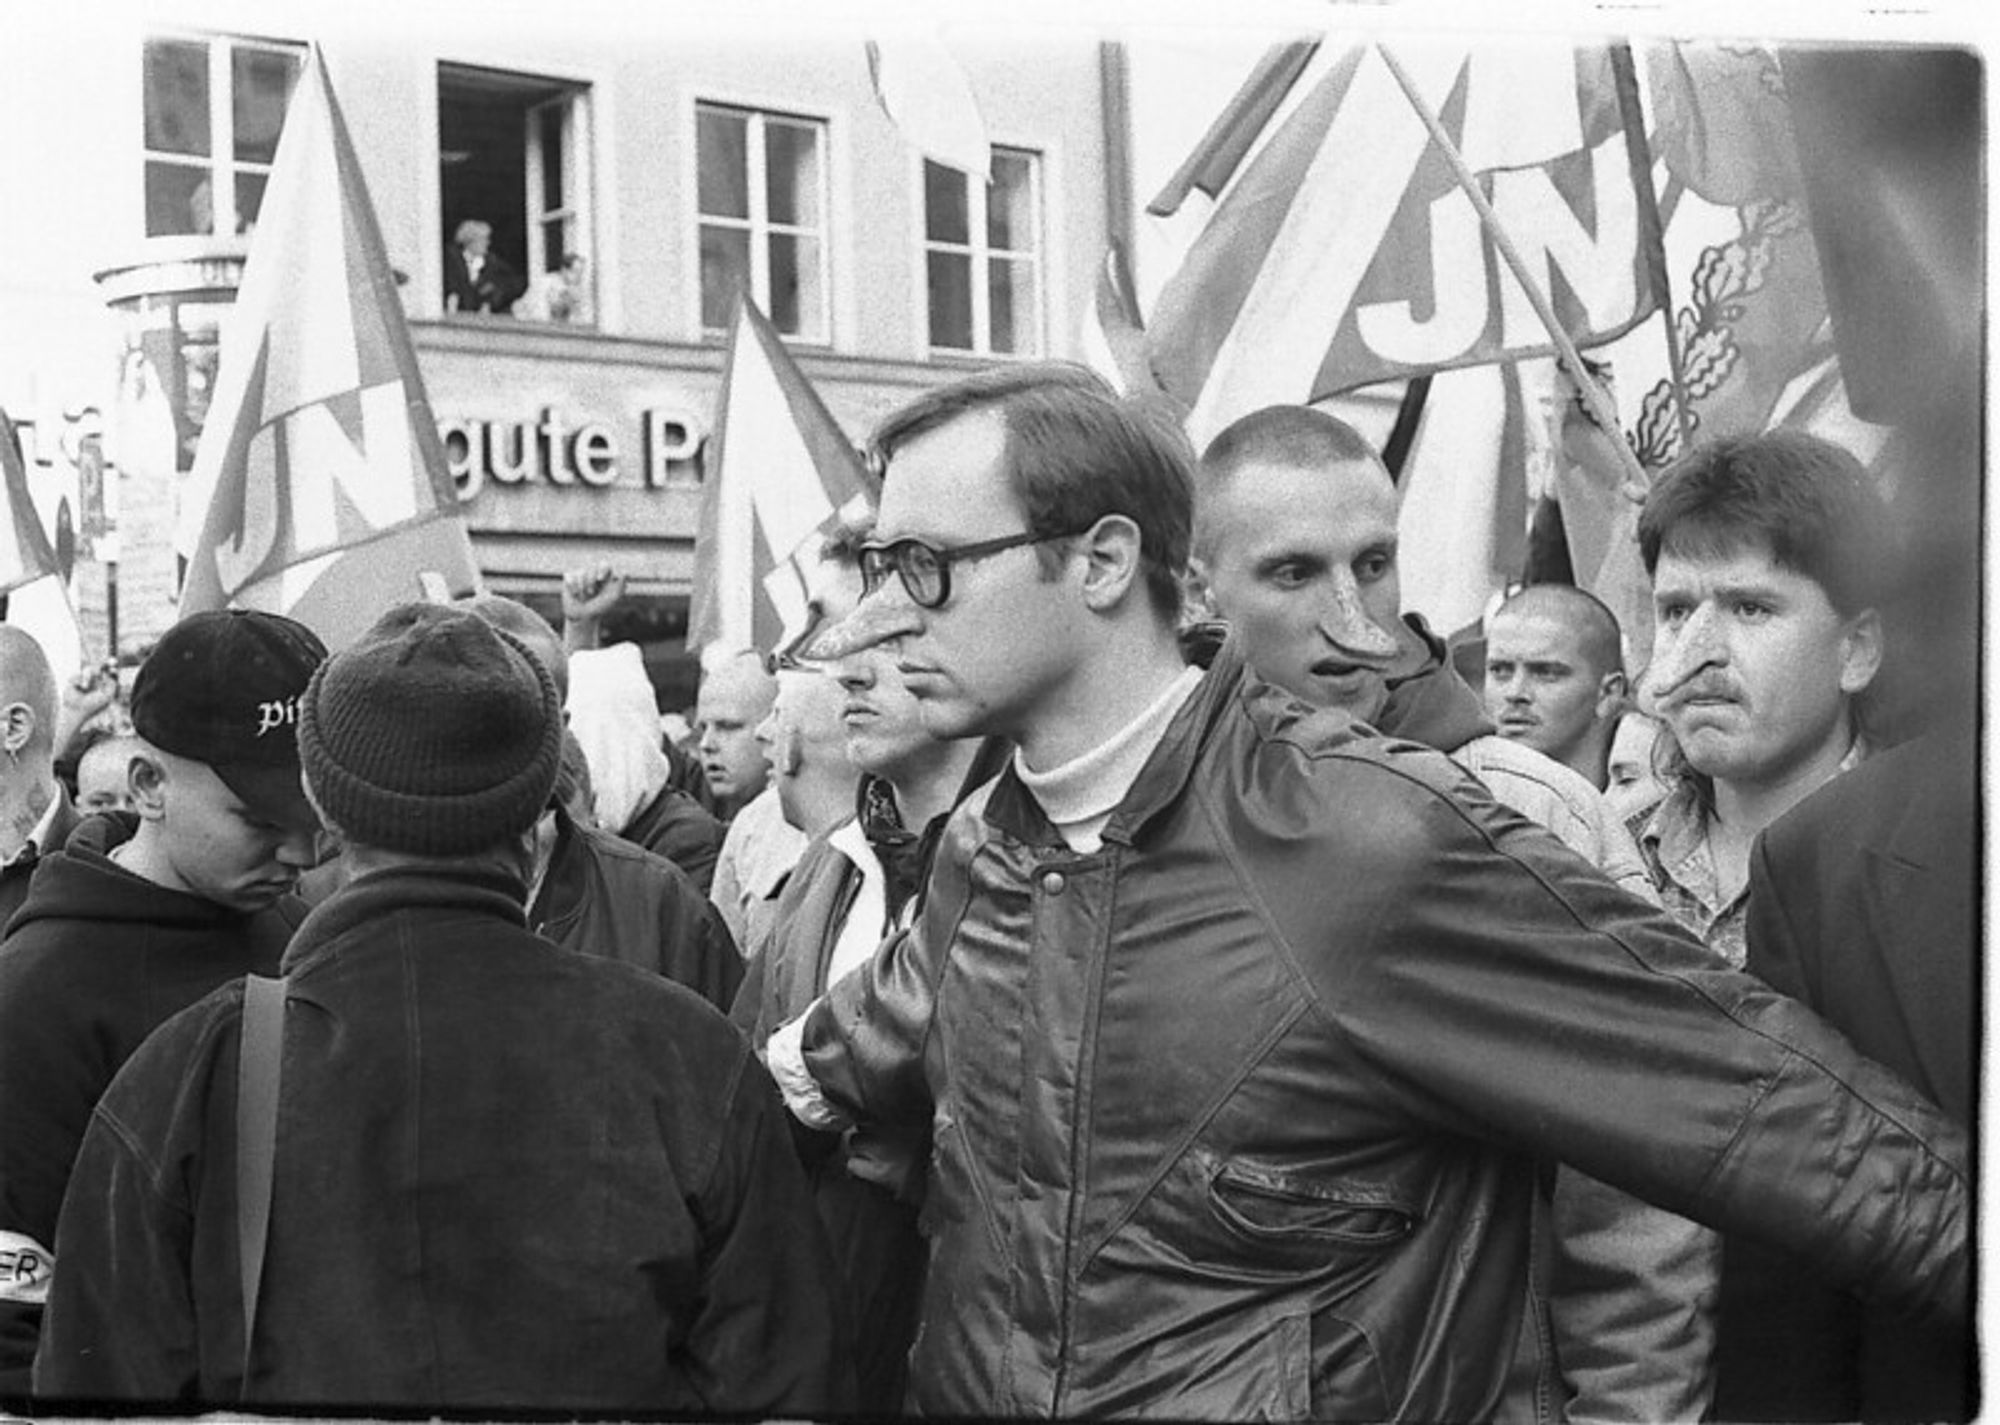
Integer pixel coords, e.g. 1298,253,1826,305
1207,1155,1418,1256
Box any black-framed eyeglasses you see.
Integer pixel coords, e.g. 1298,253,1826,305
858,529,1086,610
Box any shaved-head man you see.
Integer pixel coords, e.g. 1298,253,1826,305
1189,404,1699,1422
0,626,73,926
1484,583,1628,788
1190,407,1412,724
695,651,778,819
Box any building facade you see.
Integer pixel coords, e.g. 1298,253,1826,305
0,8,1125,705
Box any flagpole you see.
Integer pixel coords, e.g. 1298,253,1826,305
1376,44,1655,500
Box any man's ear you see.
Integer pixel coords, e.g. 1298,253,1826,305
1076,515,1145,612
1838,608,1885,696
0,703,32,760
1594,670,1629,720
128,752,169,822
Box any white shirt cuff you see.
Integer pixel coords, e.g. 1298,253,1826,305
765,1009,849,1132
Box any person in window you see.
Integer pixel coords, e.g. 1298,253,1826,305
443,219,525,315
518,254,592,324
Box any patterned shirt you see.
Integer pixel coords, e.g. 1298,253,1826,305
1634,739,1868,968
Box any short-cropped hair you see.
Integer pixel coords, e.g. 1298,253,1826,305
1638,431,1898,617
867,363,1194,621
1195,405,1387,561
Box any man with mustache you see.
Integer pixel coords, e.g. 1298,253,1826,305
1633,430,1890,972
1632,431,1909,1423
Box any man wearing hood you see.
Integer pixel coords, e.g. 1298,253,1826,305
0,611,323,1395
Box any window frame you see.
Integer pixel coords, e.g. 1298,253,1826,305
433,60,597,324
140,30,305,241
920,143,1047,359
522,90,594,320
693,99,833,345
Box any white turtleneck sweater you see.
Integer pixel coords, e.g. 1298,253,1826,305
765,664,1206,1127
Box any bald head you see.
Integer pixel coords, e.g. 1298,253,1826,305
1484,583,1628,786
1195,406,1388,562
457,595,568,702
1493,585,1623,679
757,666,858,837
695,650,778,810
1190,405,1409,722
0,626,58,758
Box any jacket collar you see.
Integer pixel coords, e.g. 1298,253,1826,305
1178,613,1494,756
985,635,1247,852
283,862,529,976
529,806,590,932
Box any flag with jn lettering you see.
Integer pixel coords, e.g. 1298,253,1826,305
178,46,479,649
689,293,873,658
1147,39,1667,449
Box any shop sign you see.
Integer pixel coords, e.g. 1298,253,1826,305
441,404,706,500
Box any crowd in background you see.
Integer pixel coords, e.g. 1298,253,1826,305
0,361,1974,1420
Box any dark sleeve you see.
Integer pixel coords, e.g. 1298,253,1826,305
32,1028,213,1404
489,255,528,310
798,810,981,1133
642,801,724,897
0,950,118,1390
682,1053,852,1415
1743,830,1814,1002
655,870,742,1014
1291,764,1968,1328
727,940,767,1037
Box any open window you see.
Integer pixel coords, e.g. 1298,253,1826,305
142,33,303,239
438,63,593,321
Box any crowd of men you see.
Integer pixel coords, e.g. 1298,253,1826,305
0,361,1975,1420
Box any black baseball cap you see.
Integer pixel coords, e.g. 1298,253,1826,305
129,610,329,831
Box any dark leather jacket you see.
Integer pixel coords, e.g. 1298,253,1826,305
533,806,741,1011
802,638,1969,1420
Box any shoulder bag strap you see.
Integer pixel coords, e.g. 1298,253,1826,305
236,972,287,1397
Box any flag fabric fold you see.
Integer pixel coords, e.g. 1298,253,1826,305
1078,240,1156,398
1147,39,1668,448
866,34,991,179
177,46,479,650
0,408,85,680
1146,39,1321,218
688,293,874,659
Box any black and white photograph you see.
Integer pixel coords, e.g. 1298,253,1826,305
0,0,1983,1417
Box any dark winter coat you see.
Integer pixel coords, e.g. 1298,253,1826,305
532,805,740,1010
0,812,302,1394
33,863,848,1413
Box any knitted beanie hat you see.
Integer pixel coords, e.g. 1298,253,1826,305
299,603,562,855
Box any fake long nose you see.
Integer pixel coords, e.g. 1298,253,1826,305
1322,580,1401,661
806,588,921,662
1643,602,1725,703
